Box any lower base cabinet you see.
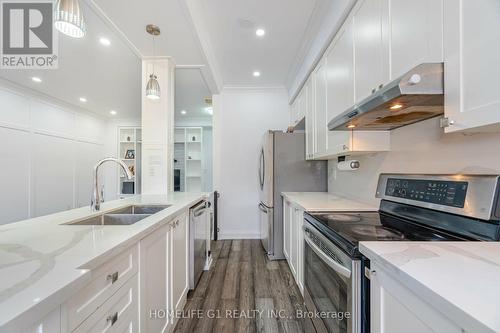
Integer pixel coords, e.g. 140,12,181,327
283,199,304,295
12,210,191,333
140,212,189,333
370,262,465,333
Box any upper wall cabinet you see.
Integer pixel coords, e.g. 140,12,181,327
353,0,387,103
305,78,315,159
384,0,443,80
313,58,328,156
443,0,500,133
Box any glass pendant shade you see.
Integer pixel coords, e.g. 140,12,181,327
54,0,86,38
146,74,161,100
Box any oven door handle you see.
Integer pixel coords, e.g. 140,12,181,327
304,232,351,279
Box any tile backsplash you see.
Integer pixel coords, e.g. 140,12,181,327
328,117,500,205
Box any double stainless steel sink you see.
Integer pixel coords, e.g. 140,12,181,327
64,205,171,226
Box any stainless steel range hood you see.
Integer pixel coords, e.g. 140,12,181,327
328,63,444,131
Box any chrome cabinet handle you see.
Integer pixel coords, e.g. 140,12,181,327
107,312,118,326
106,272,118,284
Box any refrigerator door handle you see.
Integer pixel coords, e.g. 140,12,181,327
258,203,268,213
259,148,265,190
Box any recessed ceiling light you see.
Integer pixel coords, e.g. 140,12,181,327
181,110,187,115
31,77,42,83
109,110,117,115
99,37,111,46
79,97,87,102
347,124,356,129
253,71,261,77
256,28,266,37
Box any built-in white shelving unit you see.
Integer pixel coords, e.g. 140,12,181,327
174,127,203,192
118,127,142,197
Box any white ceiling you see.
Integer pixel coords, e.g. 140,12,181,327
175,68,212,120
196,0,324,87
0,1,141,119
91,0,205,64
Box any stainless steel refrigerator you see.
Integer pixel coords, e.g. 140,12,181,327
258,130,327,260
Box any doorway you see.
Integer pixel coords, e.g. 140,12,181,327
174,68,213,192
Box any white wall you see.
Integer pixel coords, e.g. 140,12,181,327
328,117,500,205
0,81,107,224
213,87,290,239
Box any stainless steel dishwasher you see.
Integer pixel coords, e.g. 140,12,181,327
189,200,210,289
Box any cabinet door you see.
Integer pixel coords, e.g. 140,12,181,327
353,0,386,103
140,224,170,333
385,0,443,80
283,200,291,260
313,58,328,157
326,17,355,155
305,78,315,160
444,0,500,133
298,86,307,122
370,262,464,333
295,208,304,295
171,213,189,312
288,207,298,277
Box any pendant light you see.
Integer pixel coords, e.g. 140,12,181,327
145,24,161,100
54,0,86,38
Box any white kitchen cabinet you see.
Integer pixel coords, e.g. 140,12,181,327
443,0,500,133
353,0,387,103
305,78,315,160
73,275,138,333
283,199,291,260
313,58,328,157
170,213,189,313
140,224,170,333
383,0,443,80
325,16,356,156
370,262,464,333
282,199,304,295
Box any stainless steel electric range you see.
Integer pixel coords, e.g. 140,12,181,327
303,174,500,333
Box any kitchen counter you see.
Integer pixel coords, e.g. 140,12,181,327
281,192,377,211
360,241,500,333
0,192,207,330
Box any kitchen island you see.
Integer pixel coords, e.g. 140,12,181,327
361,241,500,333
0,192,207,332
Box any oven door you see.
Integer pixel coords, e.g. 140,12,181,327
303,222,361,333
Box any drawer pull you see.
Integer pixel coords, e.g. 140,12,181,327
106,272,119,284
106,312,118,326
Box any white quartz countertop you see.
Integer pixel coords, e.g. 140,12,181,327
360,241,500,333
281,192,377,211
0,192,207,330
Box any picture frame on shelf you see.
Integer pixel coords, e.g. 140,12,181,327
125,149,135,159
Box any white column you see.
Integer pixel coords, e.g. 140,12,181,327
141,57,175,194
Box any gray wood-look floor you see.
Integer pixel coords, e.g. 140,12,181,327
173,240,306,333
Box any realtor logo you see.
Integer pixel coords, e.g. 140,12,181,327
1,0,58,69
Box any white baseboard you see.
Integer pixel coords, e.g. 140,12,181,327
217,231,260,240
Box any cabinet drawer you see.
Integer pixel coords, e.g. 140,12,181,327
66,245,138,331
73,274,138,333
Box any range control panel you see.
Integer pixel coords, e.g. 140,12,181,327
385,178,468,208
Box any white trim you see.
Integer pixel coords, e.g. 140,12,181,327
179,0,223,93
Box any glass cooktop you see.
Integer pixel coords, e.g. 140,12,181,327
305,211,464,257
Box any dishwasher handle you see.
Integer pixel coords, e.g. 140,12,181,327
193,201,210,217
